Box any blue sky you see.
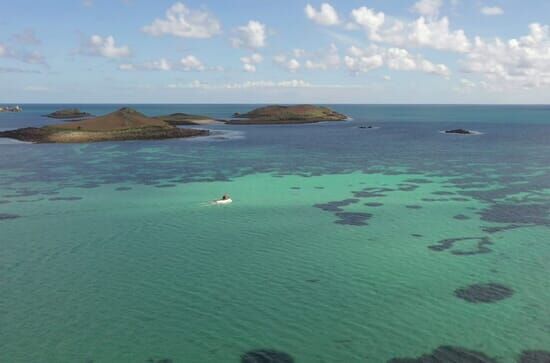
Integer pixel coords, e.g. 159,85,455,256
1,0,550,103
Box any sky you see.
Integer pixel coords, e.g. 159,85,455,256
1,0,550,104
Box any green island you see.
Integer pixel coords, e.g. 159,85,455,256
230,105,348,124
0,107,209,143
44,108,93,119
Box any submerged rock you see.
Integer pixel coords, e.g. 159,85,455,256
518,350,550,362
241,349,295,363
388,345,499,363
454,283,514,303
445,129,475,135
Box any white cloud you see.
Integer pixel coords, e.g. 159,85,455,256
144,58,172,71
240,53,263,73
351,7,385,36
461,23,550,88
274,55,301,72
82,35,130,58
344,45,450,77
180,55,205,71
0,44,6,57
305,43,340,70
412,0,443,18
305,3,340,26
231,20,267,49
12,29,41,45
83,0,93,7
167,79,312,89
480,6,504,16
350,6,470,53
118,63,135,71
383,75,391,81
119,56,221,72
293,48,306,58
143,2,221,39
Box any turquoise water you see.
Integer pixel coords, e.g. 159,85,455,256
1,105,549,362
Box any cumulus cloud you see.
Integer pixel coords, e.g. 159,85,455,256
168,79,312,89
461,23,550,88
480,6,504,16
231,20,267,49
274,55,301,72
240,53,263,73
0,44,6,57
305,3,340,26
119,55,220,72
12,29,41,45
350,6,470,53
81,35,130,58
344,45,450,77
412,0,443,18
304,43,340,70
143,2,221,39
180,55,205,71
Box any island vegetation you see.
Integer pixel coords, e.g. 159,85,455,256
230,105,348,124
0,107,208,143
44,108,93,119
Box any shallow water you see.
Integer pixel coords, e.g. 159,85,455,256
1,105,549,362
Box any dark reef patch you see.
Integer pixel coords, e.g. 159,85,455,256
0,200,11,204
352,187,393,198
432,191,455,196
49,196,83,201
241,349,295,363
365,202,383,207
480,203,550,225
482,224,525,234
422,198,450,202
454,283,514,303
398,184,419,192
115,186,132,191
314,199,359,212
406,205,422,209
155,184,177,188
0,213,20,220
453,214,470,220
388,345,498,363
290,186,301,190
146,359,173,363
404,178,433,184
411,233,423,238
428,237,493,255
314,186,324,189
335,212,372,226
518,350,550,362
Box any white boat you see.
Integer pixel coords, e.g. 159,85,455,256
214,198,232,205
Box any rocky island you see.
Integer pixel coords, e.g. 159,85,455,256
0,107,209,143
44,108,93,119
154,113,221,125
444,129,477,135
230,105,348,124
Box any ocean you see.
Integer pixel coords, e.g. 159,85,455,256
1,104,549,362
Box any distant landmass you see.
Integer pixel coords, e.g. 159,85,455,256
0,107,208,143
44,108,93,119
153,113,221,125
230,105,348,124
